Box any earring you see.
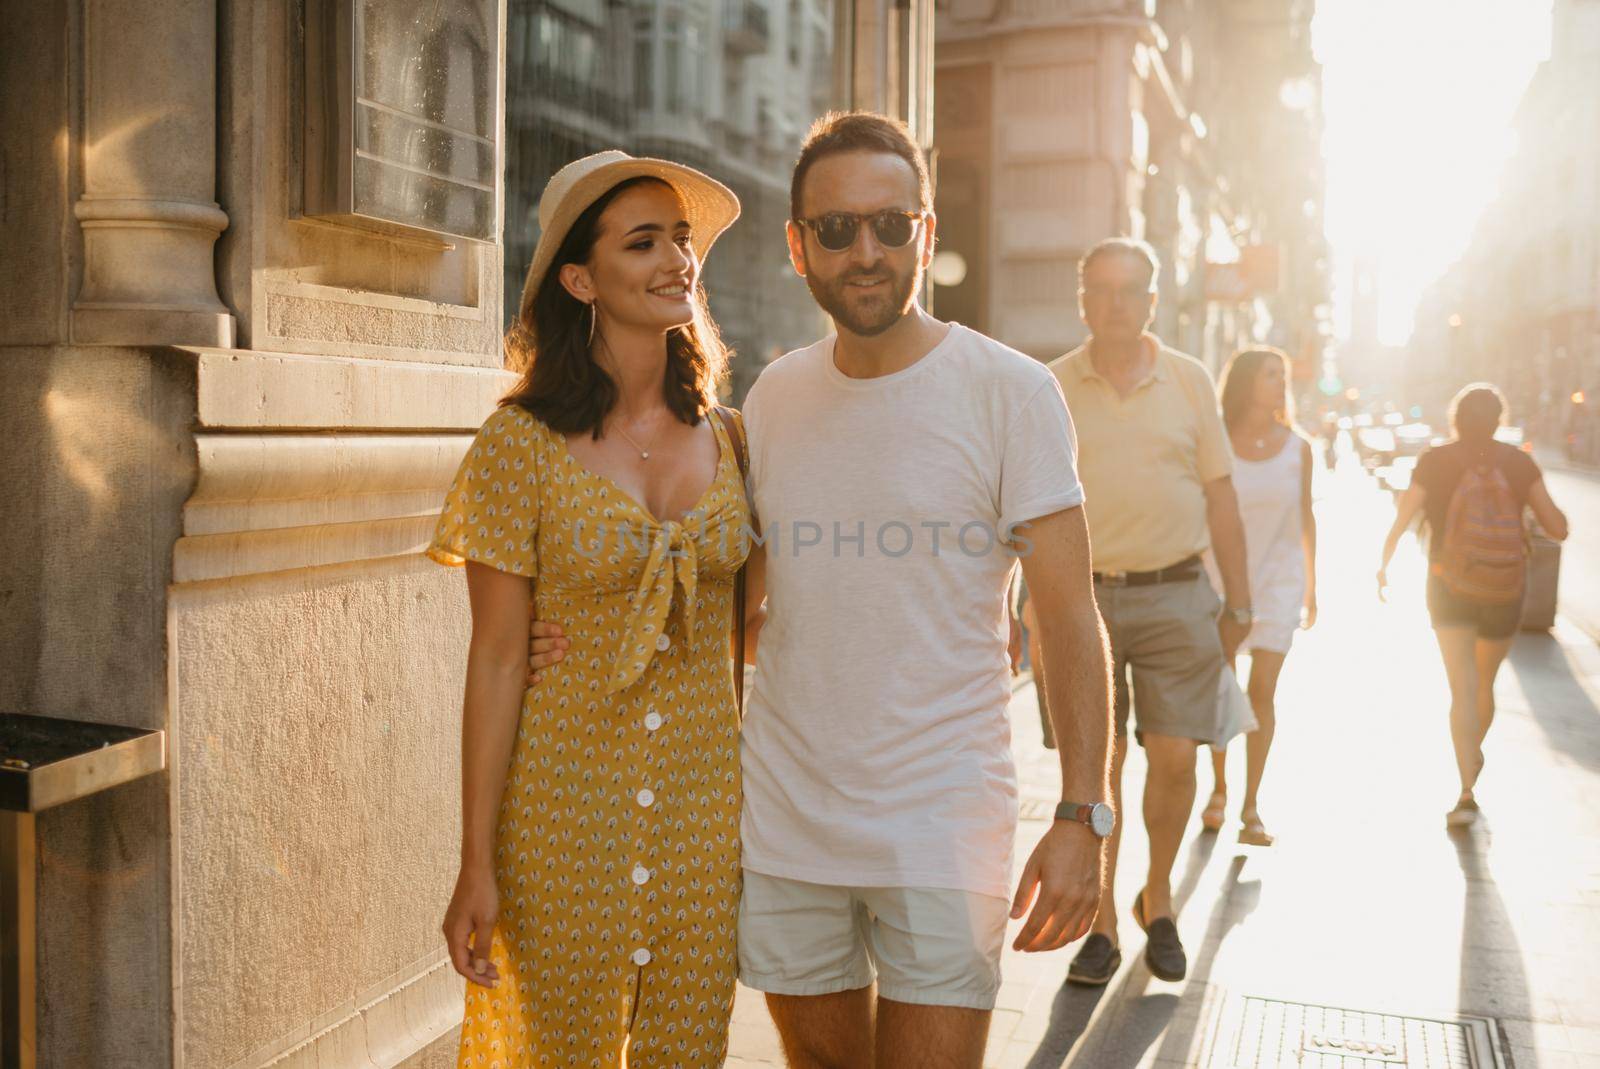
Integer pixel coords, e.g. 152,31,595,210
586,301,597,347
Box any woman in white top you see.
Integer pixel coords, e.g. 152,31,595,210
1201,348,1318,846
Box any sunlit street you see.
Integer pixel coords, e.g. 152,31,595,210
6,0,1600,1067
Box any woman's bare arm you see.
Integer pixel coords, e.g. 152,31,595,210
741,540,767,663
461,562,532,868
1378,482,1426,598
1527,478,1570,541
443,562,532,988
1300,437,1318,625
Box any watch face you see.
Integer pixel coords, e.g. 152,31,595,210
1090,803,1115,837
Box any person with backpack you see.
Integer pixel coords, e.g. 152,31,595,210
1378,383,1569,828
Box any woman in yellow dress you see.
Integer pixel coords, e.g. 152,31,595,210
428,152,750,1068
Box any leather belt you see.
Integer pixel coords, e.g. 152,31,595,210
1093,555,1202,588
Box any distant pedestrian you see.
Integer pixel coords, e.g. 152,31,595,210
1200,348,1318,847
1049,238,1254,986
1378,383,1569,828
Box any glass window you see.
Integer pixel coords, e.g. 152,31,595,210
503,0,842,402
664,12,683,114
634,35,653,110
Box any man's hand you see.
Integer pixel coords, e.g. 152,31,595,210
1217,613,1251,661
1009,820,1106,952
526,619,568,685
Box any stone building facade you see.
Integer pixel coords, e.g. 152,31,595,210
931,0,1329,374
0,2,931,1065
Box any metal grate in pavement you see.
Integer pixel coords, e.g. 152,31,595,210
1204,995,1504,1069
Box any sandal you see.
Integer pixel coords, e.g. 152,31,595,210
1238,810,1274,847
1446,796,1480,829
1200,791,1226,833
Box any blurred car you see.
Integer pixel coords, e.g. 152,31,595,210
1494,424,1534,453
1355,426,1397,469
1394,422,1435,458
1379,455,1417,496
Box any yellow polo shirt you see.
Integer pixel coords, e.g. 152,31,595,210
1047,336,1231,574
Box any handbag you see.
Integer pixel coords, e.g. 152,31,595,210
713,405,750,715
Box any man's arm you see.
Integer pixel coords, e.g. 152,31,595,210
1009,504,1112,952
741,539,767,663
1203,475,1252,659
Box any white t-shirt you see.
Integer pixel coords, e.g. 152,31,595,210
739,323,1085,899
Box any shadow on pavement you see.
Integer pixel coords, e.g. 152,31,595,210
1506,632,1600,774
1148,854,1259,1065
1451,825,1539,1066
1022,831,1261,1068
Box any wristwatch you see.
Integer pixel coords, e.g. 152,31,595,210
1223,605,1254,626
1055,801,1115,838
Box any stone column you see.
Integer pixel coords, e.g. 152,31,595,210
836,1,934,140
71,0,235,347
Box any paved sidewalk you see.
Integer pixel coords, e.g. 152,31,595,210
726,463,1600,1068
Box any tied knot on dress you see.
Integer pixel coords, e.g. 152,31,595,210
608,520,699,695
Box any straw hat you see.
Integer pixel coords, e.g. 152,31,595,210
516,151,741,319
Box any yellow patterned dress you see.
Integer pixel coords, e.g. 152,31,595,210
428,403,749,1068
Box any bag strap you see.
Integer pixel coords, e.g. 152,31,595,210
713,405,749,716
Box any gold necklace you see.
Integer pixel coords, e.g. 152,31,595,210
611,413,661,460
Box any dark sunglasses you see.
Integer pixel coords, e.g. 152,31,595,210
794,210,926,252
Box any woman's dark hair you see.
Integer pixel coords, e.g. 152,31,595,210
1218,347,1294,432
1449,383,1506,443
502,176,728,436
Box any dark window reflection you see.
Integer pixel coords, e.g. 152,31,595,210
504,0,839,402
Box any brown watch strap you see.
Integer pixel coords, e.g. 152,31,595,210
1053,802,1092,824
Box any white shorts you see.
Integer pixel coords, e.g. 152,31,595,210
737,870,1009,1011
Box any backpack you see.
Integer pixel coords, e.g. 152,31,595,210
1434,458,1527,605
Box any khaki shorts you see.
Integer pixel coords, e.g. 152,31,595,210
1096,573,1225,745
737,871,1009,1010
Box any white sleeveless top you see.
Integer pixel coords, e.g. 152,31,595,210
1233,434,1306,628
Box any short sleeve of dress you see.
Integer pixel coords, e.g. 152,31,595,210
426,406,540,578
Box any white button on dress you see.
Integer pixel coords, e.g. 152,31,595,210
631,947,652,966
655,633,670,652
644,711,663,731
637,788,655,808
632,866,651,886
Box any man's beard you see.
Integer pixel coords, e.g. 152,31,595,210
804,259,921,337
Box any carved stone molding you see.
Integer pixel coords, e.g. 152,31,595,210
174,433,475,583
185,347,514,431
